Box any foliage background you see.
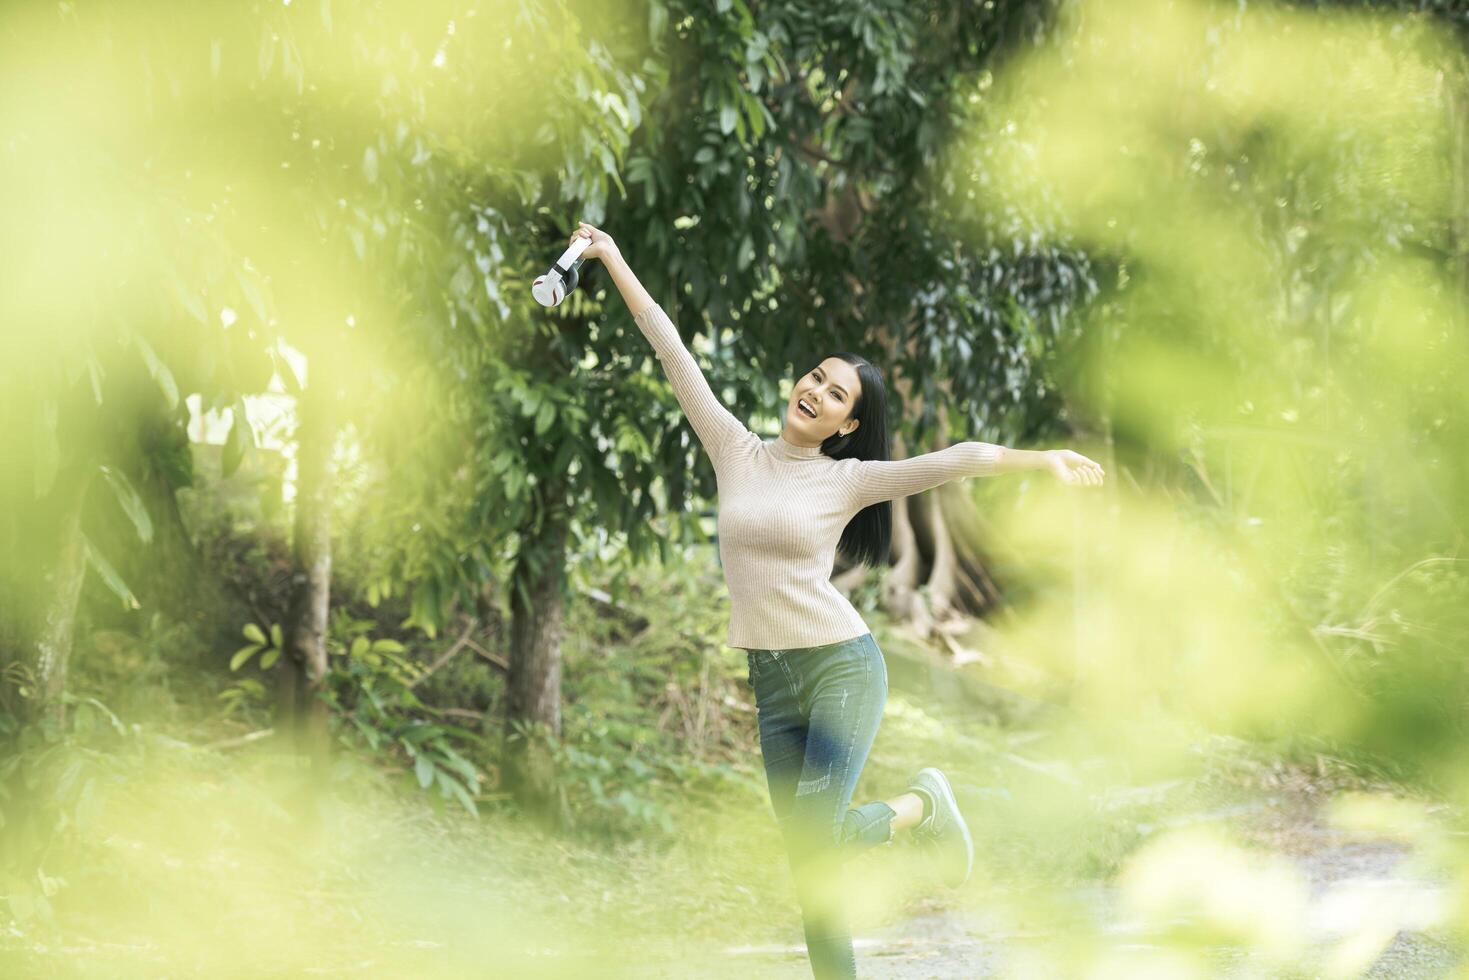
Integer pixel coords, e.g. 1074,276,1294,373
1,0,1466,975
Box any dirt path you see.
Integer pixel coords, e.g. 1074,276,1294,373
656,791,1462,979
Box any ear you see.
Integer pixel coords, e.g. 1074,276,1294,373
840,418,859,437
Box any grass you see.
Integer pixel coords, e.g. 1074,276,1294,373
4,549,1431,976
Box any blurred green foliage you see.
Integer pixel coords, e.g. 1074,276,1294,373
1,0,1468,974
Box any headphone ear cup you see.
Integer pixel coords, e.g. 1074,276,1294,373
564,264,580,293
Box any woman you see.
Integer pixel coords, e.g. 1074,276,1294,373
570,221,1104,979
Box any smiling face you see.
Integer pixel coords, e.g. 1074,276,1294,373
783,357,863,445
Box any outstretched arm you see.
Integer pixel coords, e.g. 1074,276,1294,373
841,442,1008,511
841,442,1103,511
579,224,751,471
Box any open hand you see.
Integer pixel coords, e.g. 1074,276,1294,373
569,221,617,262
1044,449,1105,487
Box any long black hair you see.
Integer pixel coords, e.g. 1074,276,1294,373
815,352,892,569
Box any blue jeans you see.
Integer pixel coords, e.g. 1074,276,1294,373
745,631,896,980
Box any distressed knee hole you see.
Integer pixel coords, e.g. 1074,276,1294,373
795,772,832,796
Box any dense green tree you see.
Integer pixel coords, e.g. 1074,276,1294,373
0,0,1105,817
449,0,1113,821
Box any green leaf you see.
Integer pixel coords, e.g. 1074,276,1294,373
260,647,281,669
134,334,179,411
273,345,303,395
372,638,405,653
719,103,737,136
437,746,480,786
270,623,283,648
243,623,267,644
83,535,140,611
401,726,434,747
221,397,254,477
534,399,556,436
414,753,434,789
231,645,262,671
75,695,127,735
98,465,153,544
351,636,369,659
436,768,479,817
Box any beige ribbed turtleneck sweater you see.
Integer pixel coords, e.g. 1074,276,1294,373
632,302,1004,651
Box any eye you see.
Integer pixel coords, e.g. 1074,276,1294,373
813,368,844,401
815,370,844,401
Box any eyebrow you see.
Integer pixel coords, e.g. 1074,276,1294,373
815,366,849,399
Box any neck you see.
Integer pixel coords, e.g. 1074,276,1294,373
771,429,826,458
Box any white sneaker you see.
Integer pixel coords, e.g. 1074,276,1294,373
906,767,974,888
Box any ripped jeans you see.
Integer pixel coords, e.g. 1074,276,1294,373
745,631,896,980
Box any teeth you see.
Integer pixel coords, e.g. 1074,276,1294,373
798,399,816,418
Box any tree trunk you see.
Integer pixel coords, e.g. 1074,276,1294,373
863,319,1010,639
924,489,963,621
0,465,93,733
501,473,571,831
922,405,964,621
280,378,334,770
870,318,939,636
940,486,1008,615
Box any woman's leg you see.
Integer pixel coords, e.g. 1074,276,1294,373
752,649,892,853
779,634,891,979
751,650,811,838
882,791,926,833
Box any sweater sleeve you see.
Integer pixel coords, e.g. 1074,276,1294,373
631,302,752,471
841,441,1005,511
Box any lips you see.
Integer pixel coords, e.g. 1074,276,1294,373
797,398,817,419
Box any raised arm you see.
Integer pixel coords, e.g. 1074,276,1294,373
628,302,752,470
576,223,751,471
840,441,1008,511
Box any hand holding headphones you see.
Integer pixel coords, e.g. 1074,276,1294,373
568,221,616,262
531,221,619,307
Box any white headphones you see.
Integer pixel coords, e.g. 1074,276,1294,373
531,234,591,307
